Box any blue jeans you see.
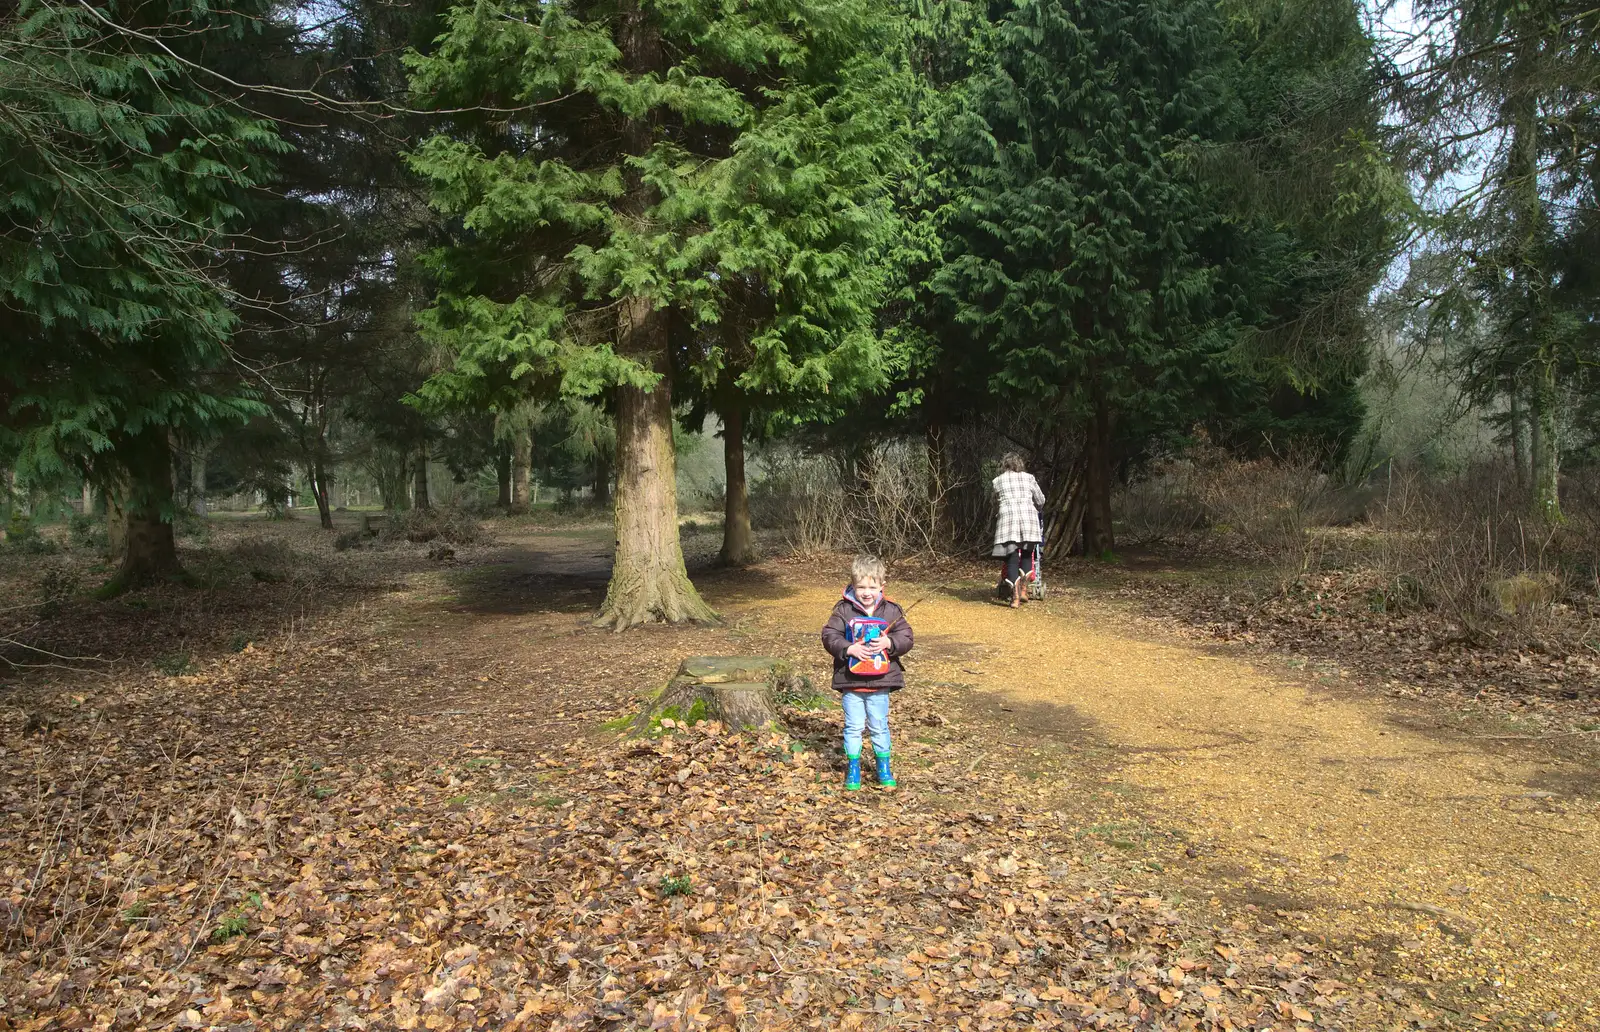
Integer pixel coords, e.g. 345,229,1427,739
841,690,891,757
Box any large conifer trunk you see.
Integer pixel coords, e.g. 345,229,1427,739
104,429,183,594
312,456,334,529
719,402,755,565
1080,396,1115,555
595,0,715,629
511,433,531,508
496,443,513,508
598,300,716,628
412,445,431,510
189,445,209,516
1532,361,1562,521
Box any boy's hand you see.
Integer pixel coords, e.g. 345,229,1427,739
846,641,884,661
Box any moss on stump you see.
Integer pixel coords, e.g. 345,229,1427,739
632,656,816,734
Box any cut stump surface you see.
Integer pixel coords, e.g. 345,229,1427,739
638,656,796,732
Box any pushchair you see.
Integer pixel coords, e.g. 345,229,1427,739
995,537,1046,603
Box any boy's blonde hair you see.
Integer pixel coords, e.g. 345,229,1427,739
851,554,887,585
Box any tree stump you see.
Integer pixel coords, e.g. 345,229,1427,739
637,656,808,733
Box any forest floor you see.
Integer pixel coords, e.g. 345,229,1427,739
1,514,1596,1031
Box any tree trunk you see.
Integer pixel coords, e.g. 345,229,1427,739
312,455,334,530
413,445,431,510
1509,386,1528,495
81,480,93,515
189,445,208,516
512,432,531,509
926,419,956,549
593,452,612,509
102,429,184,594
378,455,408,511
597,301,717,629
107,495,127,559
1506,71,1560,523
595,0,714,628
1043,456,1087,560
496,442,513,508
1532,361,1562,522
103,465,129,559
719,402,755,565
1080,395,1115,556
637,656,797,733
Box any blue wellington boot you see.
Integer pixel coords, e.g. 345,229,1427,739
844,754,862,791
875,751,896,789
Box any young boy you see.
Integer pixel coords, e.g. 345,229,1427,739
821,555,914,791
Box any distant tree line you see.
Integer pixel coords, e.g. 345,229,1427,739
3,0,1595,622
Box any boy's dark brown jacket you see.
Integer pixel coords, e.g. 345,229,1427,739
820,586,914,692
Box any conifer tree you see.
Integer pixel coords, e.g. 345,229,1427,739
408,0,905,627
1398,0,1600,519
927,0,1240,554
0,0,282,590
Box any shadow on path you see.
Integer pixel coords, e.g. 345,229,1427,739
442,527,799,617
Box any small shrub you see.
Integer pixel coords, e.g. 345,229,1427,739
333,529,366,552
751,440,947,558
69,512,108,551
35,565,81,618
211,893,262,942
224,539,297,583
1115,455,1208,545
155,652,193,677
1193,449,1338,581
173,510,210,543
382,507,487,547
659,874,693,898
1490,572,1562,615
119,901,151,923
2,514,61,555
228,633,252,653
772,671,825,710
1372,462,1573,641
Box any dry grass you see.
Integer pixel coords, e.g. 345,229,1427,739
1369,463,1597,646
1116,439,1341,592
752,440,952,559
1115,443,1599,651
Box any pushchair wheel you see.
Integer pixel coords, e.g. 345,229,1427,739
1029,577,1046,600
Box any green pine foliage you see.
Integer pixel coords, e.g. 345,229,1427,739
903,0,1401,479
1202,0,1405,464
0,0,285,497
405,0,908,415
1395,0,1600,514
927,0,1240,439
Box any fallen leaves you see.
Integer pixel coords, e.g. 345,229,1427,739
0,703,1378,1032
1112,558,1600,733
0,526,1466,1032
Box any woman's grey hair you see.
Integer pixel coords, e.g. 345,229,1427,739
1001,452,1026,473
851,554,887,584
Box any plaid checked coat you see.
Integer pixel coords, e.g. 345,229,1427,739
991,470,1045,555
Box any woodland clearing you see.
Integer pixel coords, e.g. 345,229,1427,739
1,515,1596,1031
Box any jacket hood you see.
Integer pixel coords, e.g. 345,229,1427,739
840,585,896,615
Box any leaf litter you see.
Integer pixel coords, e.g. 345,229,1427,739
0,521,1477,1030
5,713,1394,1031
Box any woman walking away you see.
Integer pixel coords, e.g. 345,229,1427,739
992,452,1045,608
